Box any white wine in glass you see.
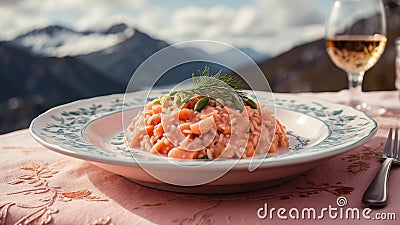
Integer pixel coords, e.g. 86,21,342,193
325,0,387,115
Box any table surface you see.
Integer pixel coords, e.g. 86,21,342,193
1,91,400,225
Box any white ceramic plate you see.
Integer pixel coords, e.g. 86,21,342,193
30,91,377,193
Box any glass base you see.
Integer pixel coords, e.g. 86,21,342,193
350,102,386,116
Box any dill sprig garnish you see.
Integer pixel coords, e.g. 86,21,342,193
192,66,242,90
169,66,256,111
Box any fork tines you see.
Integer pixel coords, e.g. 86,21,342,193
384,128,399,160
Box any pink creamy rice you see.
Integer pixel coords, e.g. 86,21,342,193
125,95,289,159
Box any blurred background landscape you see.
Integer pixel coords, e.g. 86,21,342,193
0,0,399,134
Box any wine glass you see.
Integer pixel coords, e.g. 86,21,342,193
325,0,387,115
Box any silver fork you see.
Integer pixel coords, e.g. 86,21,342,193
362,128,400,207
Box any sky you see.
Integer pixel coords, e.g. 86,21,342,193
0,0,332,56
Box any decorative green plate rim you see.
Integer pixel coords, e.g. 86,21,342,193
29,91,377,168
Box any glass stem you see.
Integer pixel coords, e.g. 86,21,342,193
347,72,364,107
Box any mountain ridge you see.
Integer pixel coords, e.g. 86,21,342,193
9,23,134,57
0,40,125,133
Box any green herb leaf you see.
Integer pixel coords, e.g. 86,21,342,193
169,66,256,110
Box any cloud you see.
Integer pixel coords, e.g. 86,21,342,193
39,0,148,13
230,7,259,35
54,33,131,56
253,0,325,28
18,29,134,57
165,6,237,39
0,0,148,39
0,0,328,55
149,0,326,54
0,5,49,39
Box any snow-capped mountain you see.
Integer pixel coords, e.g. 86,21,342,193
8,23,269,90
0,40,126,134
10,24,134,57
10,23,267,63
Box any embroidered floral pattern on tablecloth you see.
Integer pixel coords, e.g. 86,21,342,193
341,141,384,173
168,180,354,224
0,162,109,225
115,177,353,225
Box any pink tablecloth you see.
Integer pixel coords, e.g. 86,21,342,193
1,91,400,225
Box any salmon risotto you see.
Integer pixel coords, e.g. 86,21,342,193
125,68,289,159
